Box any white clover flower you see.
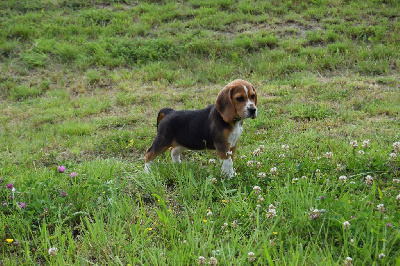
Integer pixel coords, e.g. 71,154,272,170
221,223,228,230
211,178,218,184
365,175,373,185
358,150,365,155
350,239,354,245
270,167,277,175
343,221,351,229
257,195,264,203
252,148,261,156
256,161,262,168
377,204,385,213
258,172,266,178
279,154,285,158
247,161,254,167
240,155,247,159
231,220,238,228
315,169,321,174
209,257,218,266
397,194,400,201
339,175,347,183
301,175,307,180
207,210,213,217
309,208,324,220
393,179,400,183
208,159,216,164
226,151,233,157
337,164,344,171
259,145,265,152
197,256,207,265
379,253,385,260
362,139,371,148
344,257,353,266
350,140,358,147
253,186,261,195
48,247,58,256
282,144,289,151
248,252,256,262
325,152,333,159
266,204,277,219
389,152,397,159
393,141,400,153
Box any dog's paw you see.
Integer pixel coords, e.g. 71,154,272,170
221,158,236,179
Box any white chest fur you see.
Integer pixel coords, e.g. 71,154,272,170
228,122,243,148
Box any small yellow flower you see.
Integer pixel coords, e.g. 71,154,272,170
273,232,278,235
203,219,207,223
6,239,13,244
221,199,227,203
348,200,351,204
147,227,153,231
382,238,386,242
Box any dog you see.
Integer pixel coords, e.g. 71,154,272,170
144,79,257,178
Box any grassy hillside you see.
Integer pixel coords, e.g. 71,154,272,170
1,0,399,264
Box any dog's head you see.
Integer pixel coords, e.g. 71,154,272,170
216,79,257,123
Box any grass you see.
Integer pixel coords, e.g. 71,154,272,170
1,0,400,264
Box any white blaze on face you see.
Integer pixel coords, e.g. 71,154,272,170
243,85,248,96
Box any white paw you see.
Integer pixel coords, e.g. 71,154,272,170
221,158,236,179
170,146,186,163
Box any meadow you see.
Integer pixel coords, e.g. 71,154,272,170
0,0,399,264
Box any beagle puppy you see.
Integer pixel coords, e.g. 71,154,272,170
145,79,257,178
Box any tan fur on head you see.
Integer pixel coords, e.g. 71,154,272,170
216,79,257,123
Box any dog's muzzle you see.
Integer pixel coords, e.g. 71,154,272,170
248,107,257,119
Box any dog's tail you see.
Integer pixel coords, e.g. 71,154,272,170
156,108,174,128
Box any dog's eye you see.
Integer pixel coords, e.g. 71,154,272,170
236,96,244,102
250,94,255,100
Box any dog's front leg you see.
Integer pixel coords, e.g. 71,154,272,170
217,149,236,179
170,146,187,163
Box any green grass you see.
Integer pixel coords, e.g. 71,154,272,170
1,0,400,264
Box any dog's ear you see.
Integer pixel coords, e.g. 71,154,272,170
216,85,236,123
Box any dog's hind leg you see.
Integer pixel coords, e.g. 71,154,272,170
170,146,187,163
144,136,172,173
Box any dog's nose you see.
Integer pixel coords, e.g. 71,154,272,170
249,107,257,115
